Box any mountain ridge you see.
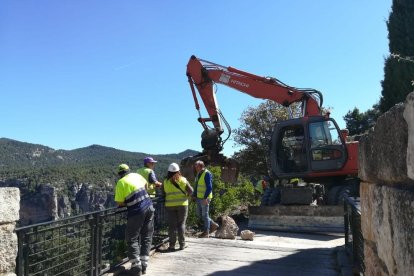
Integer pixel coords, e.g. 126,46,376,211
0,137,199,187
0,137,198,170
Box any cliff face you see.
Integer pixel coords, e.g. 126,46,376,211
0,180,116,226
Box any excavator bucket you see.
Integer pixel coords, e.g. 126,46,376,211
180,152,239,183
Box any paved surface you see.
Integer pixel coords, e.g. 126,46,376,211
108,230,350,276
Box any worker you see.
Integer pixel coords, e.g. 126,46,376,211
114,164,154,276
137,157,162,198
162,163,194,251
192,160,219,238
255,177,268,195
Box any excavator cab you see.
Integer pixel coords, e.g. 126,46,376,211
270,116,348,180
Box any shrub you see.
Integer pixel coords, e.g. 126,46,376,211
186,166,258,230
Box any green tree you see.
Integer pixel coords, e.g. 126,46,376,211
379,0,414,112
232,100,297,177
343,104,380,135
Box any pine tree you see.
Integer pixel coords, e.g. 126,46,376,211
379,0,414,112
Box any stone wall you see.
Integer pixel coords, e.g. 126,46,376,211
359,92,414,276
0,188,20,276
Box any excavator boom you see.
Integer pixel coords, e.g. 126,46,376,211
187,56,323,133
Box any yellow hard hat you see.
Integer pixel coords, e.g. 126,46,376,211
118,164,130,173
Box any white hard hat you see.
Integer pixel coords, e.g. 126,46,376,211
168,163,180,172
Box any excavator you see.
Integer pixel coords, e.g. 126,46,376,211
182,55,359,231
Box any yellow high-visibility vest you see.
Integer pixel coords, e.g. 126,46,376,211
164,177,189,207
195,170,212,199
137,167,156,197
255,180,265,194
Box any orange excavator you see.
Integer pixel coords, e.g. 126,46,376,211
182,55,359,209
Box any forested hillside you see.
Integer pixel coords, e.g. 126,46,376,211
0,137,198,192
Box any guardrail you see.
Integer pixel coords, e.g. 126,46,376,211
15,198,167,276
344,196,364,274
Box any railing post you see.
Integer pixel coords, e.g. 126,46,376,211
16,230,24,276
96,212,103,275
344,198,349,250
23,231,29,276
89,213,99,276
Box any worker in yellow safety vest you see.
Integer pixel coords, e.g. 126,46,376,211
192,160,219,238
162,163,193,251
114,164,154,275
255,178,268,195
137,157,162,198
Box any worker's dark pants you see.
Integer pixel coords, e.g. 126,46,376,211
165,205,188,248
126,206,155,267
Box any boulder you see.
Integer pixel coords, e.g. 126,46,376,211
240,230,255,241
359,92,414,185
215,216,238,239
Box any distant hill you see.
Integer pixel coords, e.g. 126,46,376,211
0,137,199,189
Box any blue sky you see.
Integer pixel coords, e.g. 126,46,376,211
0,1,391,156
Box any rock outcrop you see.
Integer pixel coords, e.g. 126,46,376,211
19,184,58,226
359,92,414,276
0,180,116,226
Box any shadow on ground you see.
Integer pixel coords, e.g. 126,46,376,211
207,247,341,276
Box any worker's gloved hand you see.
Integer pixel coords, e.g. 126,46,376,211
191,196,196,202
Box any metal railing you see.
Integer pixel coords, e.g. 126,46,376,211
344,196,364,274
15,198,167,276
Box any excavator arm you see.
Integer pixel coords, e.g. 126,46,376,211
182,55,325,183
186,55,323,153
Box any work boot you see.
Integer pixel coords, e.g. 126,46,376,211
179,243,186,250
130,263,142,276
198,231,209,238
209,222,219,233
167,247,176,252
